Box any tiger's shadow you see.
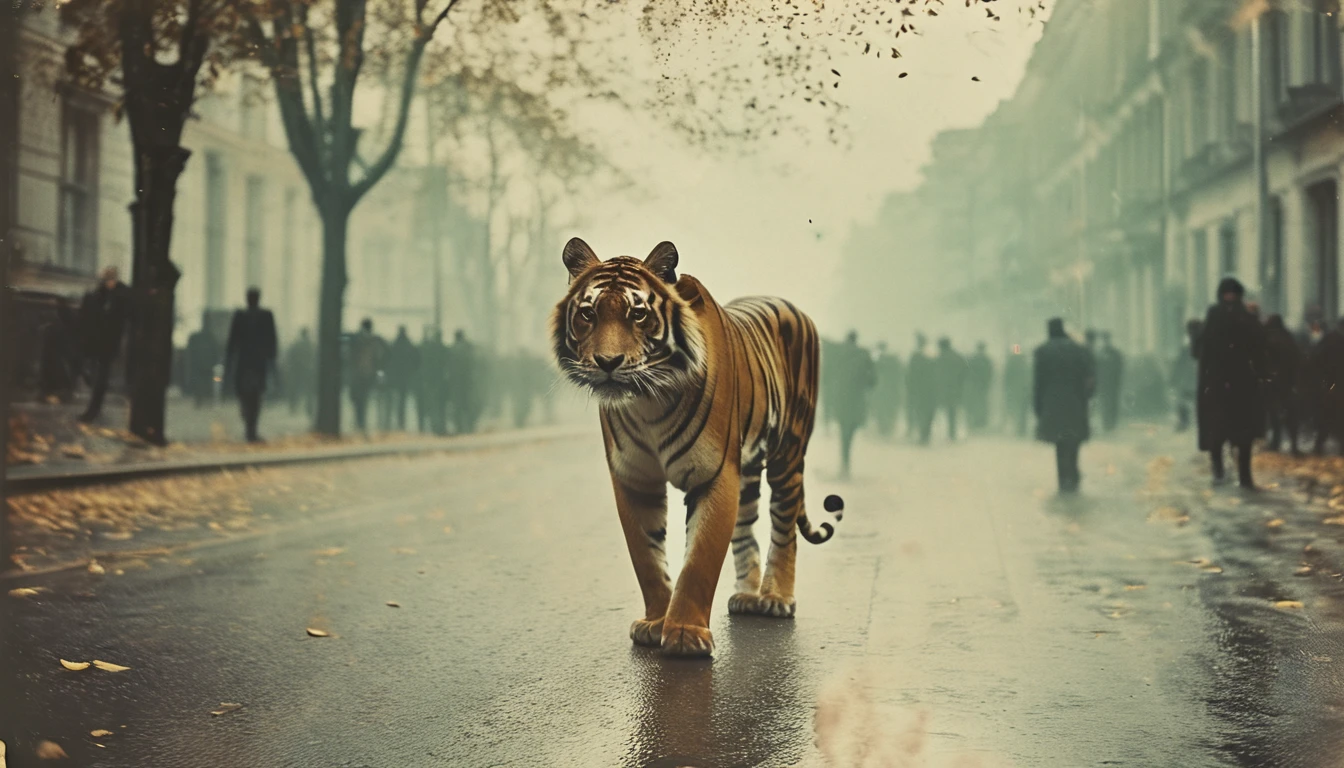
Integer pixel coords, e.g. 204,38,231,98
623,616,811,768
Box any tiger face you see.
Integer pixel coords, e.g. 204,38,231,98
550,238,705,403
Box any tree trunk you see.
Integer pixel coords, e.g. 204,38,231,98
313,205,350,436
126,144,187,445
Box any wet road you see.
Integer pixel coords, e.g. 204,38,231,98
4,425,1344,767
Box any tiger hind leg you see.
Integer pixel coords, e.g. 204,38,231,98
726,459,765,615
729,454,802,618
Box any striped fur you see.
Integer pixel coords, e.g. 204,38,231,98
550,238,839,657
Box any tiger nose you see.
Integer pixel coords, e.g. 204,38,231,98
594,354,625,373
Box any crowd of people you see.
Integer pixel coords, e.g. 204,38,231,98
32,268,556,443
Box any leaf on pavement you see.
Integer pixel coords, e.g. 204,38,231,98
35,740,67,759
1274,600,1304,610
392,547,417,555
1295,566,1313,576
91,660,131,672
1325,516,1344,525
386,601,401,608
313,547,345,558
103,531,133,541
8,587,45,598
88,561,105,575
442,525,454,535
59,659,90,671
305,627,329,637
89,730,113,738
1266,518,1285,528
210,703,243,716
1123,584,1146,591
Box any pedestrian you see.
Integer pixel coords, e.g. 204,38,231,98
184,314,222,409
1033,318,1095,493
1299,308,1328,446
77,266,131,423
382,325,419,431
820,337,842,436
1002,343,1030,437
37,298,79,404
1263,314,1302,454
504,349,547,429
283,328,316,418
906,332,938,444
870,341,903,439
418,328,449,435
1096,332,1125,433
447,329,481,434
348,318,386,434
223,288,278,443
934,337,967,441
1311,320,1344,455
1170,320,1201,433
1195,277,1267,488
965,341,993,432
830,330,876,479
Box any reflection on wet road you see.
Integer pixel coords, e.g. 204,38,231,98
4,425,1344,767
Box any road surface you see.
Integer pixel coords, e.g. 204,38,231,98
4,424,1344,767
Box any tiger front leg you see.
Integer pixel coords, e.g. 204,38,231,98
662,468,740,657
612,480,673,648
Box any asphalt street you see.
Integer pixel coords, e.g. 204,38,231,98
4,423,1344,767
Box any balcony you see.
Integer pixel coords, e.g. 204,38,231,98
1272,82,1343,137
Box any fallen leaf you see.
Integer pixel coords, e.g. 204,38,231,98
103,531,133,541
442,525,453,535
210,702,243,716
1295,566,1313,576
386,601,401,608
59,659,90,671
1324,516,1344,525
89,730,113,738
392,547,417,555
8,587,44,598
1266,518,1285,528
305,627,329,638
207,522,224,532
88,561,105,575
1124,584,1147,591
35,740,66,759
313,547,345,558
1274,600,1304,610
91,660,131,672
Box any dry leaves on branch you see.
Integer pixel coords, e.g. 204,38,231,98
35,740,67,759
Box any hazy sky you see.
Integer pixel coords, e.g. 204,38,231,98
560,1,1049,334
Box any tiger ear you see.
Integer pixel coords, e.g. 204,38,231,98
563,238,600,279
644,241,679,283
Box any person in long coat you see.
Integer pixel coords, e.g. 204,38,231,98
906,332,938,444
934,337,968,441
1002,344,1031,437
1033,317,1095,493
1096,332,1125,432
77,266,132,423
830,330,876,479
870,342,904,439
964,341,993,432
1311,321,1344,455
1263,314,1302,454
1195,277,1267,487
224,288,279,443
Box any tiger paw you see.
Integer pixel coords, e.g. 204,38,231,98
630,617,664,647
727,592,796,618
660,622,714,657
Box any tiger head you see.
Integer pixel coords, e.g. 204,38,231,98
550,238,706,404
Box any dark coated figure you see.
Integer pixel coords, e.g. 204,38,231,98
77,266,132,423
448,329,483,434
906,332,938,444
224,288,278,443
1034,318,1095,493
348,318,386,434
870,341,904,439
1311,320,1344,455
382,325,420,431
934,337,968,441
1171,320,1202,433
418,328,449,435
184,314,222,409
1263,314,1302,454
1195,277,1267,488
37,298,80,404
1002,344,1031,437
831,330,876,479
965,341,993,432
283,328,316,418
1096,332,1125,433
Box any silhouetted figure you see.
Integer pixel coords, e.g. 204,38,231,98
934,338,967,441
965,341,993,432
448,329,482,434
184,315,222,409
348,319,386,434
820,338,841,435
1263,314,1302,454
906,332,938,444
1002,345,1030,437
77,266,131,423
1096,332,1125,433
1034,318,1095,493
1171,320,1201,433
418,328,448,435
1300,308,1328,445
505,350,549,429
38,298,79,404
283,328,316,418
1196,278,1266,488
224,288,278,443
831,330,876,479
1311,321,1344,455
870,341,903,439
382,325,420,431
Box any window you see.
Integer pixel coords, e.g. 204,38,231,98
58,102,99,272
1309,180,1339,320
1263,196,1285,313
245,175,266,290
205,152,227,308
1218,219,1238,277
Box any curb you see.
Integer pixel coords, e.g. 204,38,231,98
4,424,593,494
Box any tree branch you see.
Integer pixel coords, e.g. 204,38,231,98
297,1,327,151
350,35,428,202
244,13,325,194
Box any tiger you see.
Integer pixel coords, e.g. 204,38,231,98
550,237,843,657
